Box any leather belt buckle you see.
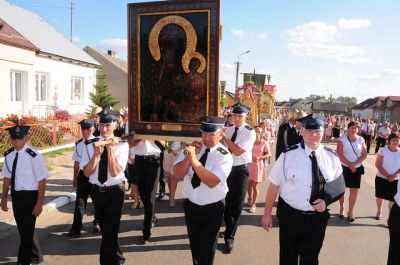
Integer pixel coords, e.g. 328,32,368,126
99,186,106,192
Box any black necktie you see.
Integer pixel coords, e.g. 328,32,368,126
98,145,108,184
11,152,19,195
309,151,324,204
191,148,210,189
231,127,239,143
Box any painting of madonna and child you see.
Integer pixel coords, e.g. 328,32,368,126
128,0,221,137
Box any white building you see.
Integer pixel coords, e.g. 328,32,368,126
0,0,100,118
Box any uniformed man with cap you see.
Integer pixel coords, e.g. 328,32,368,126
262,114,345,265
286,109,308,148
1,125,49,265
220,103,256,253
81,109,129,265
275,109,297,160
173,116,233,265
64,119,100,237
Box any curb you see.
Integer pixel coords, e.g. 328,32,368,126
45,191,76,209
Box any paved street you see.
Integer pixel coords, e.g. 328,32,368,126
0,142,392,265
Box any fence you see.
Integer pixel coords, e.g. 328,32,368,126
0,120,81,157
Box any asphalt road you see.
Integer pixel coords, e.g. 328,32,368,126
0,142,391,265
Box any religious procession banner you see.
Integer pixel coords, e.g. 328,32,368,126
128,0,221,139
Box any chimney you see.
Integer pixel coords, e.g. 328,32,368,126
107,50,117,58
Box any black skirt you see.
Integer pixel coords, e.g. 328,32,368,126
342,165,362,188
332,128,340,138
375,177,398,201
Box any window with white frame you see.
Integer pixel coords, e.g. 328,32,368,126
35,73,48,102
10,71,22,101
71,76,84,101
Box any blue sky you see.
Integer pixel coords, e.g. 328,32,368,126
7,0,400,102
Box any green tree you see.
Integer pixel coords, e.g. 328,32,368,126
336,96,357,115
89,68,119,109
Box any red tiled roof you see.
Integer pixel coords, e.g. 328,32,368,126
0,18,38,51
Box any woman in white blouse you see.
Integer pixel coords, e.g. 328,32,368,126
337,121,367,222
374,132,400,220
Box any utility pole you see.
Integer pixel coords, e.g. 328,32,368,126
69,2,74,42
234,50,250,89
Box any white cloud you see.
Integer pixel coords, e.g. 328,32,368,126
97,38,127,59
285,21,373,64
256,32,267,40
338,18,371,29
359,69,400,82
230,28,246,38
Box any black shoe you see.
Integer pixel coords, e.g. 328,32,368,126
92,223,101,234
224,241,234,254
156,192,165,201
142,234,151,244
63,230,81,238
30,258,43,264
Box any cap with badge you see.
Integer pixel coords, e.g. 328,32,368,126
6,125,30,139
231,103,250,115
302,113,324,130
97,108,120,124
200,116,225,133
78,119,95,129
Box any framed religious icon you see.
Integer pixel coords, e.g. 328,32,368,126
128,0,221,140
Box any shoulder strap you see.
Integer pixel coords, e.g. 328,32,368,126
346,135,359,159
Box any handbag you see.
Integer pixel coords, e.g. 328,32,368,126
347,136,365,175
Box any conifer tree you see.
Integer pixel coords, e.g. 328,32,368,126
89,68,119,109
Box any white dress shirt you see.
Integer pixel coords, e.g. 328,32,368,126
174,142,233,206
132,140,161,156
224,123,256,166
2,144,49,191
269,143,343,211
80,136,129,186
72,136,96,164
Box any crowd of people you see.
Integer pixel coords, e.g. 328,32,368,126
1,105,399,265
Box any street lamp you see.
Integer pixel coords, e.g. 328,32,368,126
235,50,250,89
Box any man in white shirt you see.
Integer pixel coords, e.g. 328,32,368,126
1,125,49,265
174,116,232,265
220,103,256,253
262,114,344,265
81,109,129,265
361,119,373,153
374,121,391,154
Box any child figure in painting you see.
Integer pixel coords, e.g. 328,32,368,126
247,126,271,213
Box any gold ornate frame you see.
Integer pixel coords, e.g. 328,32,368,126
128,0,220,139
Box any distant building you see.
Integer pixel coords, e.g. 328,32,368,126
311,102,348,116
83,47,127,110
0,0,99,117
352,96,400,122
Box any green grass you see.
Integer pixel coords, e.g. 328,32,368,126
43,147,74,157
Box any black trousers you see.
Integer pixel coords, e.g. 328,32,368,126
158,152,166,194
223,164,249,243
362,133,372,153
184,199,224,265
71,170,98,232
388,203,400,265
375,136,387,153
12,190,43,265
91,184,125,265
277,198,330,265
135,155,160,236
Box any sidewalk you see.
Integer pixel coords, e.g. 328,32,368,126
0,150,76,233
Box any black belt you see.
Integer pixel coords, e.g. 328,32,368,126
93,183,124,192
279,197,317,216
232,164,248,168
136,154,160,159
